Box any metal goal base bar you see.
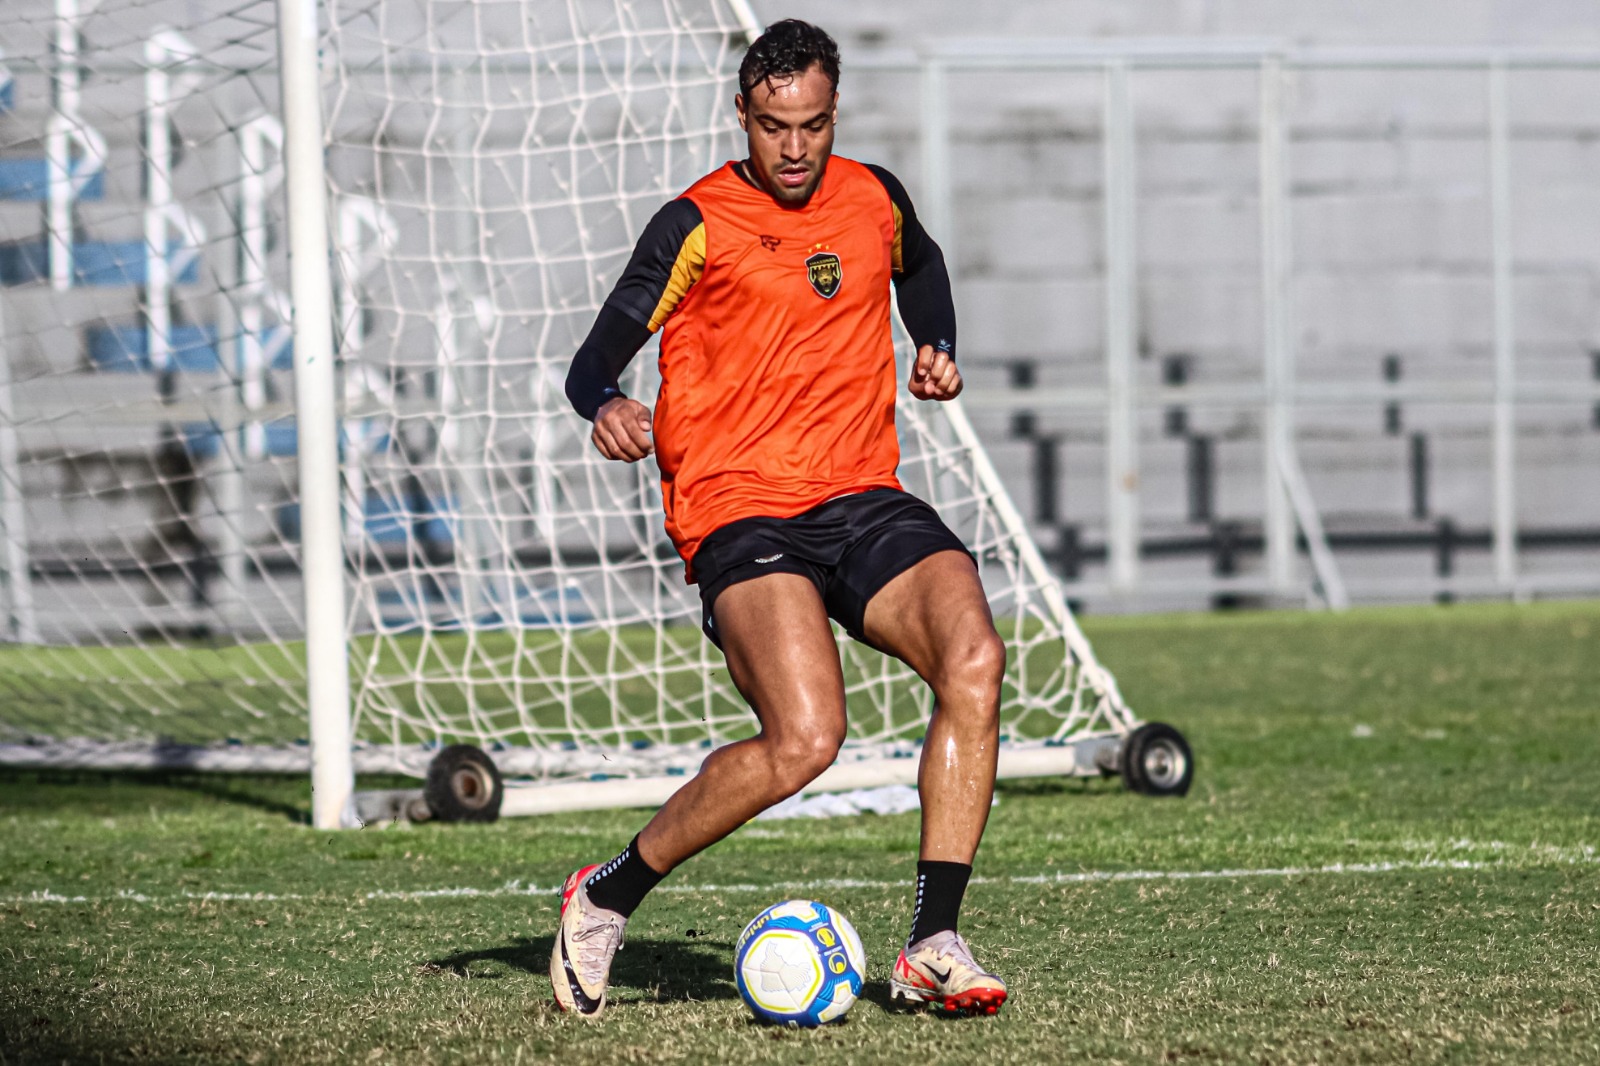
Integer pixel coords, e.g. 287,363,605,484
497,735,1121,817
350,734,1125,824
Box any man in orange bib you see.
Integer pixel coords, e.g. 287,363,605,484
554,20,1007,1019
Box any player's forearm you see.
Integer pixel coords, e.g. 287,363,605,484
894,238,957,359
565,305,652,421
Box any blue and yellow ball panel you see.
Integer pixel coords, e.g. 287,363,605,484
734,900,866,1026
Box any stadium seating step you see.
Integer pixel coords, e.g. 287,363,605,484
88,323,294,374
374,579,593,632
0,157,106,201
181,420,298,460
183,414,387,461
0,238,200,287
274,492,456,546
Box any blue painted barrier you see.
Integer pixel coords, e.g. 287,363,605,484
88,324,293,373
0,158,105,202
0,239,200,287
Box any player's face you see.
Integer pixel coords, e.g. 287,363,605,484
735,63,838,206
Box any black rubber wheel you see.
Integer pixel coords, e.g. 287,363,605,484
423,745,504,823
1119,722,1194,797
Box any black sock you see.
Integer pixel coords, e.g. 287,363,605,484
583,835,665,918
907,860,972,947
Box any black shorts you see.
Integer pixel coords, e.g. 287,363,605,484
690,488,969,649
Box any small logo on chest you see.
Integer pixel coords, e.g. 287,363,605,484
759,234,781,252
805,244,843,299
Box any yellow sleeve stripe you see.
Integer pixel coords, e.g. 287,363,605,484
647,222,707,332
890,202,904,275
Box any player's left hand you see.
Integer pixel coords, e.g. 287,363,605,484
909,344,962,401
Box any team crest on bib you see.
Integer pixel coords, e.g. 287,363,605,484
805,250,843,299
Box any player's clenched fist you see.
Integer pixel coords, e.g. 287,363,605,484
909,344,962,401
592,396,655,462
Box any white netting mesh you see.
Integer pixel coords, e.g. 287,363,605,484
0,0,311,749
0,0,1130,782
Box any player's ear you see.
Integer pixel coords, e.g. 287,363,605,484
735,93,748,131
830,93,839,124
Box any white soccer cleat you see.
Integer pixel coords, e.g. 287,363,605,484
890,930,1008,1016
550,864,627,1018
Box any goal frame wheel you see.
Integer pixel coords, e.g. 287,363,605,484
1119,722,1193,797
423,745,504,823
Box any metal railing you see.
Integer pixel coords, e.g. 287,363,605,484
859,40,1600,606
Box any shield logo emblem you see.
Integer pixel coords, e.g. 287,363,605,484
805,251,843,299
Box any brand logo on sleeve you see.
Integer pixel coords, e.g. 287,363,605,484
805,245,843,299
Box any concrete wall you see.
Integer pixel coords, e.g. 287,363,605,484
2,0,1595,631
751,0,1600,606
762,1,1600,50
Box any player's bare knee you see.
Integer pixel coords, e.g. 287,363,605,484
973,627,1008,687
765,727,844,798
934,624,1007,703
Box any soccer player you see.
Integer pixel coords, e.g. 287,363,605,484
554,19,1007,1019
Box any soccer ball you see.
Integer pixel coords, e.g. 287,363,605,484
733,900,866,1026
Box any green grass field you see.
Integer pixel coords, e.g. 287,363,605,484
3,601,1598,1064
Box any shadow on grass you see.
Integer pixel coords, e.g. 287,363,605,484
858,980,907,1014
425,935,740,1003
160,773,310,821
0,987,241,1065
0,768,310,822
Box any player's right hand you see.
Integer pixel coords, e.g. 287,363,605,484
591,396,655,462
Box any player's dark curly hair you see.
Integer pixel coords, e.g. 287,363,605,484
738,19,840,97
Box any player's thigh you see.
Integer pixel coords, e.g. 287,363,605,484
713,572,847,740
859,549,1002,687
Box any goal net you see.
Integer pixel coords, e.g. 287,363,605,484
0,0,1134,806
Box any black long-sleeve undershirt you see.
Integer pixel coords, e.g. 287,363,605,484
565,161,956,421
565,196,702,420
564,305,653,421
865,163,957,360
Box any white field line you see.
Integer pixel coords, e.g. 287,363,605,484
4,841,1595,908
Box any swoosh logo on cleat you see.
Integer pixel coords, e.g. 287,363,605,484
559,935,604,1014
926,964,951,985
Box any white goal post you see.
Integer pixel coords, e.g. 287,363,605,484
0,0,1160,830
